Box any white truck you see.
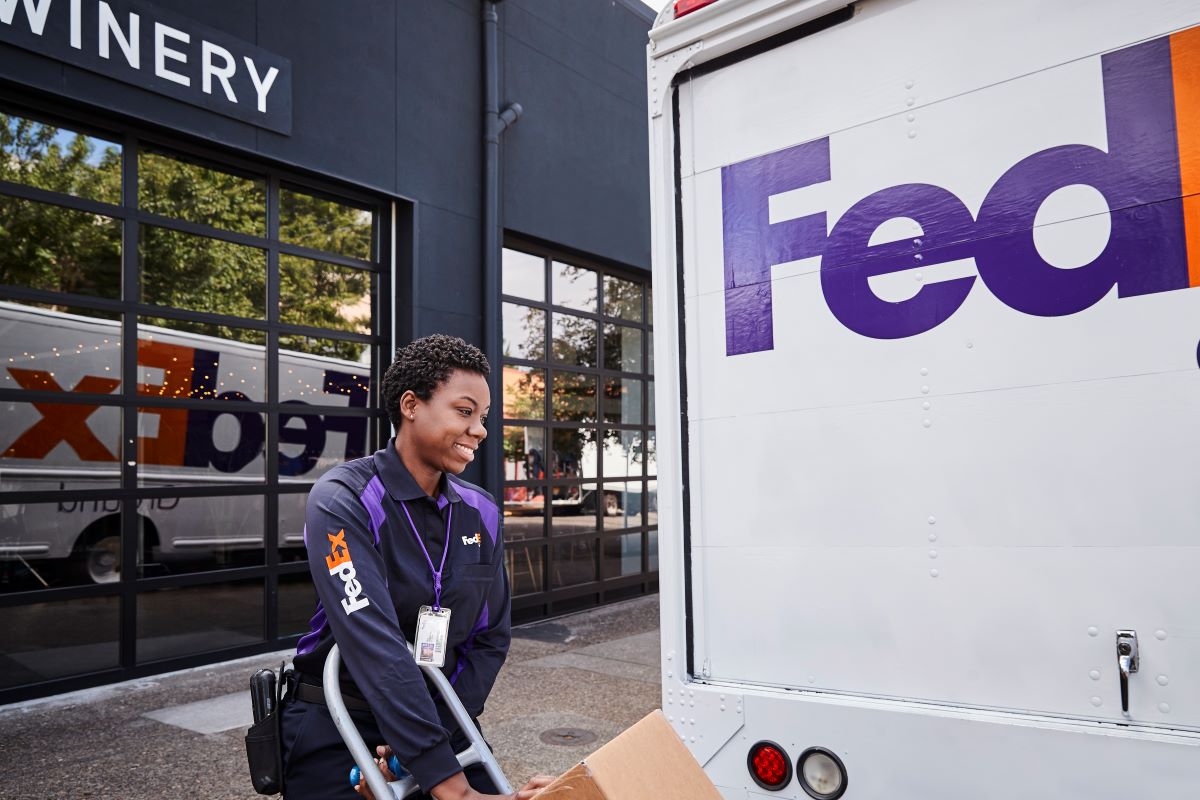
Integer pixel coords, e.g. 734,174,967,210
647,0,1200,796
0,301,372,584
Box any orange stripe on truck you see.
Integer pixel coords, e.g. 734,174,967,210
1170,26,1200,287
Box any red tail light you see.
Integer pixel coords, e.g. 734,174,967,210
747,740,792,790
674,0,720,18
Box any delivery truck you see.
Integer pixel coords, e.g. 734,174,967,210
647,0,1200,796
0,300,372,584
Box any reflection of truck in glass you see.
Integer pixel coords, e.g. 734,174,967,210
0,301,372,583
649,0,1200,796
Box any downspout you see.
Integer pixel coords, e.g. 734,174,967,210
482,0,522,498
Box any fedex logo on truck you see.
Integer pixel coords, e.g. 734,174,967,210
722,29,1200,352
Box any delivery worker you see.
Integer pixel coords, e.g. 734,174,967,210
280,334,552,800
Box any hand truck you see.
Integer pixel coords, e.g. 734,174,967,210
323,643,513,799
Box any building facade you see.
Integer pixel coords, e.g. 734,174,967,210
0,0,655,701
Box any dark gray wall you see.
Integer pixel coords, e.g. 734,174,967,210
0,0,653,338
502,0,654,272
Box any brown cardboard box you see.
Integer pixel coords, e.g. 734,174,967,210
533,710,723,800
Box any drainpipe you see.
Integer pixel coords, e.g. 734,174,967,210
482,0,522,499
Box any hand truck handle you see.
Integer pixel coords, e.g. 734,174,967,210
322,643,513,800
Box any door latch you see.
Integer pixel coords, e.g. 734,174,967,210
1115,630,1139,715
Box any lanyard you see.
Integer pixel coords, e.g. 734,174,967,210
399,500,453,610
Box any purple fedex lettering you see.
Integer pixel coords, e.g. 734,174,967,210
721,35,1191,347
722,138,829,355
973,37,1188,315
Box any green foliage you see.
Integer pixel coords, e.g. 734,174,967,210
0,114,374,360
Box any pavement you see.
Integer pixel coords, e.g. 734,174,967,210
0,594,662,799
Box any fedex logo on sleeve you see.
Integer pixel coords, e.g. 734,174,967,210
721,28,1200,351
326,529,370,615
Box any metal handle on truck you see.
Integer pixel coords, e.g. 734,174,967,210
1115,630,1139,715
322,643,513,800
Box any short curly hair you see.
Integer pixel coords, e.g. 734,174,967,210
381,334,490,428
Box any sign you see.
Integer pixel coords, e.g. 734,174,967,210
0,0,292,133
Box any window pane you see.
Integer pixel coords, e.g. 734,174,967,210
139,225,266,319
1,302,122,392
648,530,658,571
504,425,547,481
1,596,120,688
603,324,643,373
138,318,265,401
1,401,121,492
552,313,597,368
551,427,596,479
503,303,545,361
138,149,265,236
551,372,597,422
647,285,654,326
647,480,658,528
136,405,265,485
551,262,597,312
648,380,655,426
278,493,308,558
507,542,545,596
602,482,641,529
503,485,545,542
0,112,121,203
280,571,317,637
280,187,373,261
136,494,265,577
551,538,596,588
0,500,122,591
646,431,657,478
604,275,643,322
551,482,598,536
0,197,121,298
137,579,264,663
603,532,643,578
278,410,370,481
503,365,545,421
601,429,642,478
280,333,373,375
279,254,372,335
603,378,642,425
502,249,544,301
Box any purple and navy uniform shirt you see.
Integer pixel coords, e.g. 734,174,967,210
291,439,509,792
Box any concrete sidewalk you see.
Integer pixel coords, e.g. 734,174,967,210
0,595,661,799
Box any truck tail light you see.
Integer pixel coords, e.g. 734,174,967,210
747,741,792,790
674,0,719,18
797,747,848,800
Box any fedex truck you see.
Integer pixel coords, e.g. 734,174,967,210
0,301,372,584
648,0,1200,797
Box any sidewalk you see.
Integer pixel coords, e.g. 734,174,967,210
0,595,660,799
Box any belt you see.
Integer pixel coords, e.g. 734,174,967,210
292,678,374,714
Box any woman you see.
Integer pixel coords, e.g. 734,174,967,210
281,335,552,800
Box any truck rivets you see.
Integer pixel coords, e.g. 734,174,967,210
929,568,939,577
1091,696,1103,707
1155,630,1167,640
1159,703,1171,714
1089,670,1101,681
1088,627,1099,637
1157,674,1169,686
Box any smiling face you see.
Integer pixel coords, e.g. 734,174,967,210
398,368,490,481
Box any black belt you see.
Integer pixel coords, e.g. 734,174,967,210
292,678,373,714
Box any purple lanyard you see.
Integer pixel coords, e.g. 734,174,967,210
399,500,453,610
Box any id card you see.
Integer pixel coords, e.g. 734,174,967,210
414,605,451,667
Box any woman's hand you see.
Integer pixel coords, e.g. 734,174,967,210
356,752,557,800
353,745,398,800
513,774,556,799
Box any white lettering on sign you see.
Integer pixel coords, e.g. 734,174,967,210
98,1,138,69
0,0,52,36
0,0,290,132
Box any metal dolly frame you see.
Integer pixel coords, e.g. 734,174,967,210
323,643,513,799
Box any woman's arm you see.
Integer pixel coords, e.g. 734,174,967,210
305,476,462,792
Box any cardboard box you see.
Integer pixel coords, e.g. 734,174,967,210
534,710,723,800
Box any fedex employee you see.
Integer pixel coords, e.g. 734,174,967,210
281,335,552,800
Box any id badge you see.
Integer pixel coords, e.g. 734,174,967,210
414,605,451,668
